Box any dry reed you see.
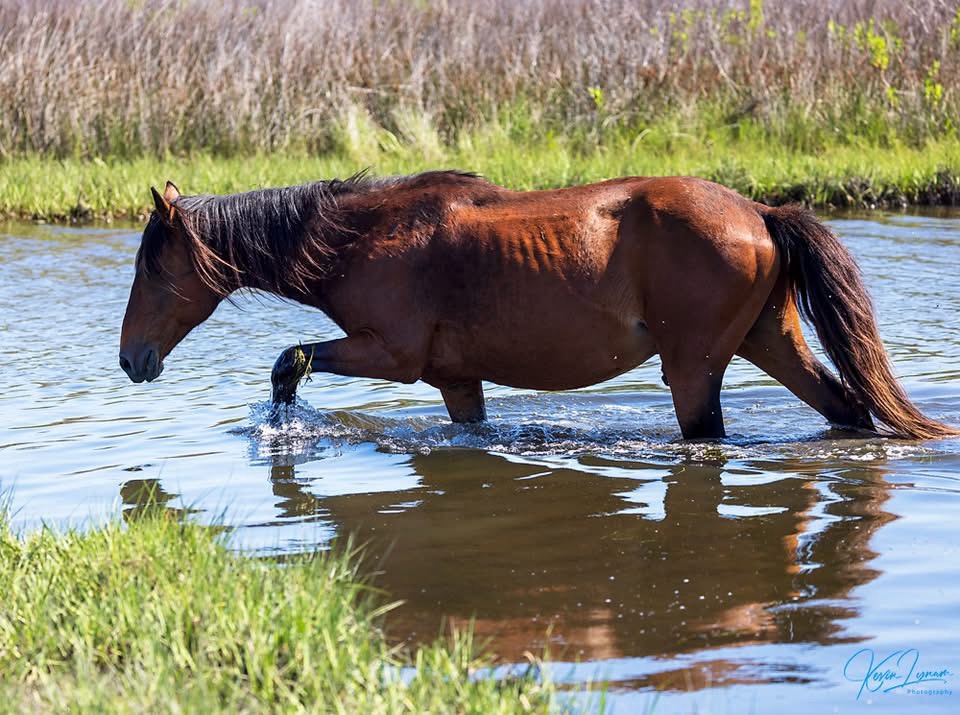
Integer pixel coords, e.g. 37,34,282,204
0,0,958,158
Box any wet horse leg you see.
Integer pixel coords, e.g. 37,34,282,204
437,380,487,423
271,333,423,404
663,367,728,440
625,198,779,439
736,276,874,431
652,270,775,440
659,325,748,439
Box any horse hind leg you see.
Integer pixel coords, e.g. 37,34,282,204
736,276,874,432
657,293,770,439
655,276,776,440
663,365,727,439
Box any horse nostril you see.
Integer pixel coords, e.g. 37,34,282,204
119,354,132,373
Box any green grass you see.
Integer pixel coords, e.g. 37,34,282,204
3,0,959,220
3,114,960,221
0,511,562,713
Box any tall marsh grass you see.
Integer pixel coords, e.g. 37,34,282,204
1,0,959,159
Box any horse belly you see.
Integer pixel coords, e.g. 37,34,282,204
427,209,652,390
428,303,657,391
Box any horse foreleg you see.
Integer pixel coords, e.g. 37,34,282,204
437,380,487,423
271,333,423,404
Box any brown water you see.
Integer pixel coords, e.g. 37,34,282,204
1,214,958,712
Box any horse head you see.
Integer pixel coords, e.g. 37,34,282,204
119,182,222,383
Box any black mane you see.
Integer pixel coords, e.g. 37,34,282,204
136,170,483,297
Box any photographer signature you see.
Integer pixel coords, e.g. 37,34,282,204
844,648,952,700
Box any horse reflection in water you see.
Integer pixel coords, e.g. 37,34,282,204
120,478,200,523
257,449,892,689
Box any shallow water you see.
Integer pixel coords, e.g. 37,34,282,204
1,214,958,712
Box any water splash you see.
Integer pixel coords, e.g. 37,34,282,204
234,396,945,467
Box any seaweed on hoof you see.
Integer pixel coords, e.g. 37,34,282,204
271,344,313,406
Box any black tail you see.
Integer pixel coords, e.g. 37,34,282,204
761,205,957,440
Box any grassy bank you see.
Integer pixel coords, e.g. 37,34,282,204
4,119,960,221
0,513,559,713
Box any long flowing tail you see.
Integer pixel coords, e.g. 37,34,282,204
760,204,957,440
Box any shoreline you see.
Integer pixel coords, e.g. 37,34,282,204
0,511,560,712
3,138,960,223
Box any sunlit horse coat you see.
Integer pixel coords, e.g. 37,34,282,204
120,172,956,440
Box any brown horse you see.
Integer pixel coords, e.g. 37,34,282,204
119,172,956,440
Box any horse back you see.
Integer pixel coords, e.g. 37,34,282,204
432,175,770,315
326,174,776,391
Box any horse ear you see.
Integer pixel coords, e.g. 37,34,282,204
151,186,175,223
163,181,181,202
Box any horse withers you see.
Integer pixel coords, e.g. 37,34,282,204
119,173,956,440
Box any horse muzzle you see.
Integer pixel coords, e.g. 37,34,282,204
119,345,164,383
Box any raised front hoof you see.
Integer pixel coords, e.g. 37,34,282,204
271,383,298,406
271,345,311,406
